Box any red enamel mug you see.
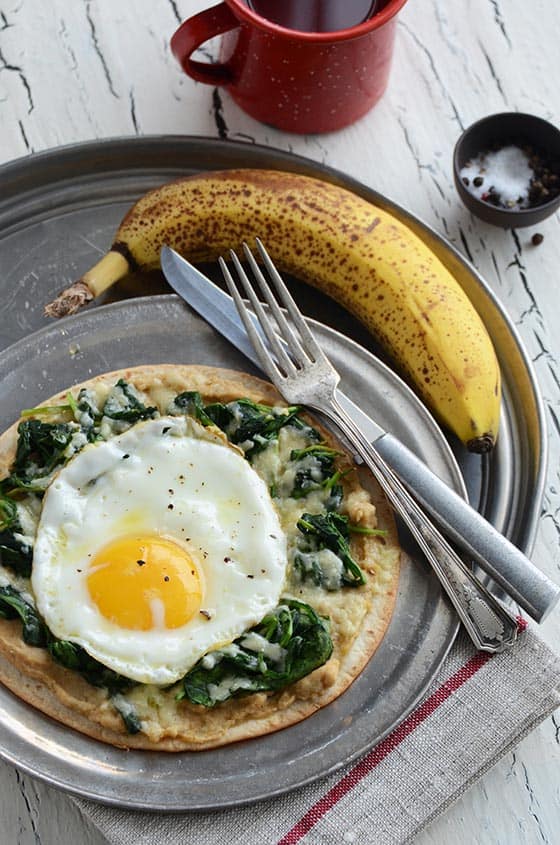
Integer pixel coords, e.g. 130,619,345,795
171,0,409,134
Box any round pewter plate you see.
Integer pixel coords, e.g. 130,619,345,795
0,296,462,810
0,136,546,810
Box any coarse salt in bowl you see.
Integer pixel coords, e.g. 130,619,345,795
453,113,560,228
459,146,533,209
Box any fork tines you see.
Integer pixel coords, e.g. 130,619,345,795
219,239,323,378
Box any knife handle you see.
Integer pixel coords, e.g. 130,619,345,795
374,432,559,623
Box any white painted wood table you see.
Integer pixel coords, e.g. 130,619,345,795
1,1,559,842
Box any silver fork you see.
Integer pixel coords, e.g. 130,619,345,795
220,239,520,653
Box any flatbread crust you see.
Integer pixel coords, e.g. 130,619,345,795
0,364,400,750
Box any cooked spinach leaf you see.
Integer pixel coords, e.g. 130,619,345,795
74,388,103,437
102,380,158,423
48,639,135,694
288,444,342,500
292,551,334,589
178,599,333,707
20,396,75,418
111,694,142,734
296,511,366,587
0,475,50,495
13,420,74,470
233,400,308,457
5,419,78,491
323,479,343,512
0,494,18,532
168,392,322,459
0,585,47,646
289,444,340,464
202,401,235,430
0,532,33,577
47,638,83,669
282,412,322,444
203,398,306,459
170,391,214,426
0,497,33,576
229,400,301,447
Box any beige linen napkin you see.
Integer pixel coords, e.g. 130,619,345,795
72,621,560,845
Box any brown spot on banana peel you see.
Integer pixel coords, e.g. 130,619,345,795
449,372,465,394
464,362,482,379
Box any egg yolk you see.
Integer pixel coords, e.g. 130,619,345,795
87,535,202,631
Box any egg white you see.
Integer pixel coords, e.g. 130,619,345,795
31,416,287,685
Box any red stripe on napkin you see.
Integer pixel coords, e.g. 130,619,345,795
279,617,527,844
278,651,491,845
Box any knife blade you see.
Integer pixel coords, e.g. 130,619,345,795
160,245,559,622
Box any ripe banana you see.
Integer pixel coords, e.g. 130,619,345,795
45,169,501,452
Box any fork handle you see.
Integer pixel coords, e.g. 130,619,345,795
312,397,520,653
372,431,559,622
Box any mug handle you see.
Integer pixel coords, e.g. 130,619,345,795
170,3,239,86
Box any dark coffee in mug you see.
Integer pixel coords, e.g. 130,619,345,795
246,0,379,32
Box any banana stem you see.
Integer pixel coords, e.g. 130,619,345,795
84,251,130,296
44,251,130,318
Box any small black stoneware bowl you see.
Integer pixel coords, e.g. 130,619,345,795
453,112,560,227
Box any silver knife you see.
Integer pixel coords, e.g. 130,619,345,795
160,245,559,623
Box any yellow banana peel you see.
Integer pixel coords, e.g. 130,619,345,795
45,169,501,452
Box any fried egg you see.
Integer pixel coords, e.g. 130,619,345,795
31,416,287,685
